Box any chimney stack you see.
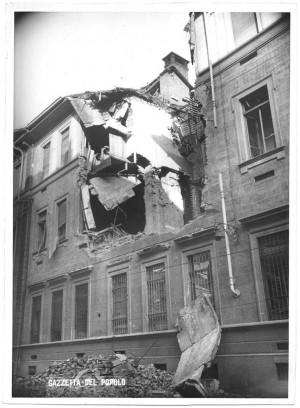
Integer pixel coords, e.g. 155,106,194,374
162,52,189,81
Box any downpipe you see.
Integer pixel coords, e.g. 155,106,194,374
219,173,240,297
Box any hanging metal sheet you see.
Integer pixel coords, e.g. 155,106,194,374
89,176,140,211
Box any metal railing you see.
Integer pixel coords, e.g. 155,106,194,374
146,263,167,331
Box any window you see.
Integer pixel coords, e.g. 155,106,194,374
51,290,63,341
30,295,42,343
61,127,70,166
258,230,289,320
57,199,67,242
146,263,167,331
75,283,88,339
42,142,50,179
112,273,127,335
28,366,36,376
188,250,214,306
37,210,47,250
276,363,288,381
231,12,258,47
241,85,276,158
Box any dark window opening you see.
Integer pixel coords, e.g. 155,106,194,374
154,363,167,371
42,142,50,179
37,210,47,250
51,290,63,341
115,350,126,355
188,251,214,306
276,363,288,381
241,85,276,158
61,127,70,166
202,363,219,380
76,352,85,358
28,366,36,376
31,355,37,360
112,273,128,335
57,199,67,242
75,283,88,339
277,342,288,351
146,263,167,332
254,170,275,182
30,296,42,344
90,181,146,235
258,230,289,320
240,51,258,65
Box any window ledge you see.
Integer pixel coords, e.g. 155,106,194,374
238,146,285,174
57,238,68,247
32,248,47,259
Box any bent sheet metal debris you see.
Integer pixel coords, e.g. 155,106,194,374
174,293,221,396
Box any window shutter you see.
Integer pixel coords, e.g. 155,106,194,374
231,13,258,47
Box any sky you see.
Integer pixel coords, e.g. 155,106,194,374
14,11,195,128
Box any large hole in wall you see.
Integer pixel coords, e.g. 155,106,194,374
90,181,146,235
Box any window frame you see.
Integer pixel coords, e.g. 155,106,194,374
56,195,68,244
36,208,48,252
60,125,71,167
72,280,90,340
249,224,289,322
111,271,128,335
42,141,51,180
233,76,283,166
181,243,220,318
29,293,43,344
50,288,64,342
141,257,171,333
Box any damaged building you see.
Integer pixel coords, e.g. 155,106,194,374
13,12,290,399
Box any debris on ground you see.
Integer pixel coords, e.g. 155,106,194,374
12,353,175,398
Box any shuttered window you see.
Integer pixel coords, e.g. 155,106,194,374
112,273,128,334
57,199,67,242
37,210,47,250
30,296,42,343
231,13,258,47
146,263,167,331
75,283,88,339
51,290,63,341
42,142,51,179
61,127,70,167
188,251,214,306
258,230,289,320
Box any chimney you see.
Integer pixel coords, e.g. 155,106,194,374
162,52,189,81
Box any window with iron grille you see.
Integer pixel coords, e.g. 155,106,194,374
30,295,42,343
258,230,289,320
51,290,63,341
42,142,50,179
241,85,276,158
112,273,128,335
146,263,167,331
37,210,47,251
61,127,70,167
75,283,88,339
57,199,67,242
188,250,214,305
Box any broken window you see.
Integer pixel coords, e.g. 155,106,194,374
146,263,167,332
51,290,63,341
37,210,47,251
61,127,70,167
75,283,88,339
30,295,42,343
112,273,128,335
188,251,214,306
57,198,67,243
258,230,288,320
42,142,50,179
241,85,276,158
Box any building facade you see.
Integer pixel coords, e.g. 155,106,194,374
13,13,290,398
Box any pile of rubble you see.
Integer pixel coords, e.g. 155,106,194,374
12,354,176,398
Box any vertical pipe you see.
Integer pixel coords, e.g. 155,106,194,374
203,12,218,128
219,173,240,297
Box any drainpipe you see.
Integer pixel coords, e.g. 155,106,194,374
202,12,217,128
219,173,240,297
13,145,25,262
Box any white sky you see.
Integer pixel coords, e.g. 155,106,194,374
14,11,194,128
